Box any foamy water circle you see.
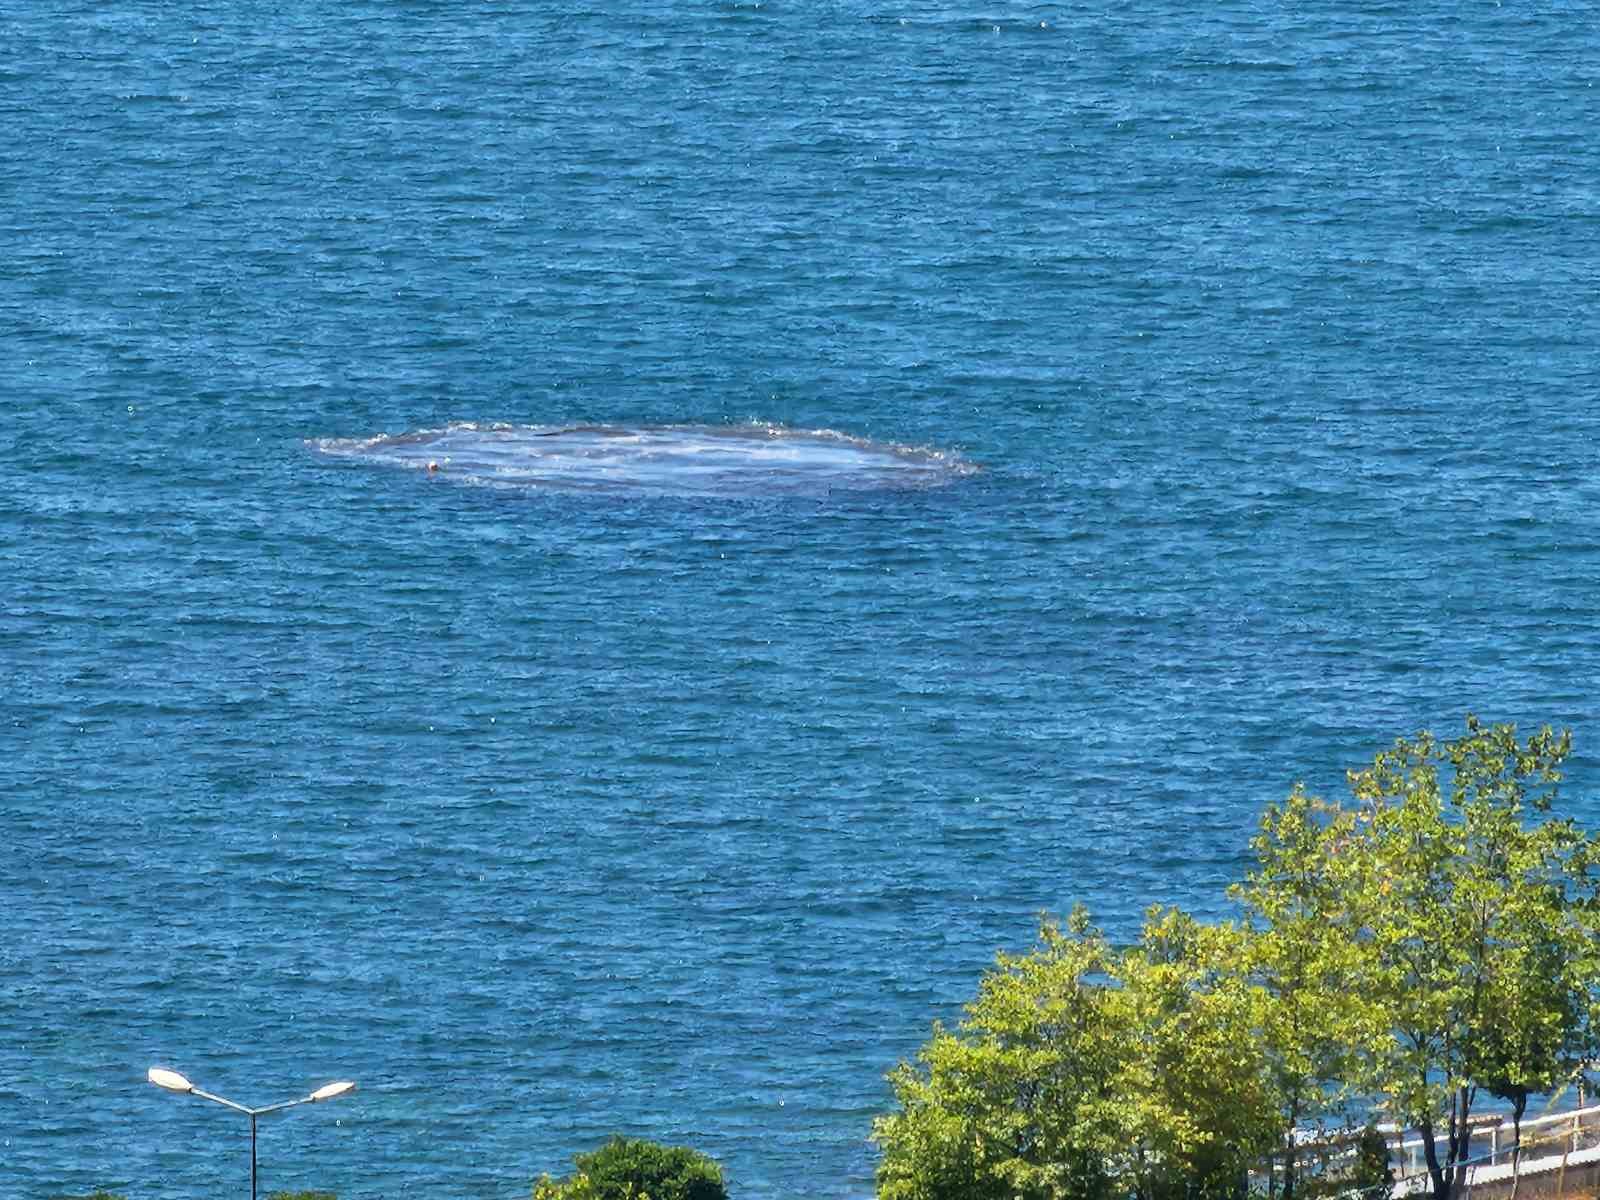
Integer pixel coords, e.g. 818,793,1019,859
310,423,976,496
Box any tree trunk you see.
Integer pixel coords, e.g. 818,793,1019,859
1449,1086,1474,1200
1511,1092,1527,1166
1421,1115,1450,1200
1422,1086,1476,1200
1508,1092,1528,1200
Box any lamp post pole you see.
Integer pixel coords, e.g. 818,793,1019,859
148,1067,356,1200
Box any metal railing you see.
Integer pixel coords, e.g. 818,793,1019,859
1389,1103,1600,1188
1266,1103,1600,1200
1376,1107,1600,1196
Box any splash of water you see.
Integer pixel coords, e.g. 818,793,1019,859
309,422,976,496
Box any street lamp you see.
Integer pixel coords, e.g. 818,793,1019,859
148,1066,356,1200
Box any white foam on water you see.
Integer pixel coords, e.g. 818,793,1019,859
309,422,976,496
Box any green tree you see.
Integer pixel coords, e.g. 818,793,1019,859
1112,908,1278,1200
533,1136,727,1200
1472,924,1591,1196
1233,787,1370,1200
1333,717,1600,1200
876,718,1600,1200
873,907,1279,1200
873,908,1127,1200
1349,1124,1393,1198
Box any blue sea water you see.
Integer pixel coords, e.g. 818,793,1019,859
6,1,1600,1196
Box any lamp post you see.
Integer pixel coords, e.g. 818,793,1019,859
148,1066,356,1200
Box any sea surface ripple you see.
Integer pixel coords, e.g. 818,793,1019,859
5,2,1600,1197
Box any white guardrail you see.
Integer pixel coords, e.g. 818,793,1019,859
1386,1103,1600,1197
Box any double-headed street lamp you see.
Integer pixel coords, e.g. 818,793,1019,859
148,1066,356,1200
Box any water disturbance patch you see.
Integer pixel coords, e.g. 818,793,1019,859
310,422,976,496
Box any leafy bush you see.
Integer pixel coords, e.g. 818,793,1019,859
1350,1125,1393,1197
534,1136,727,1200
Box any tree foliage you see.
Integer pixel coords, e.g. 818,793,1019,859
876,718,1600,1200
1232,787,1368,1200
874,907,1277,1200
533,1137,727,1200
1332,717,1600,1200
873,908,1125,1200
1113,909,1278,1200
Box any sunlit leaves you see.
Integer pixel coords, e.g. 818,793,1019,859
875,719,1600,1200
